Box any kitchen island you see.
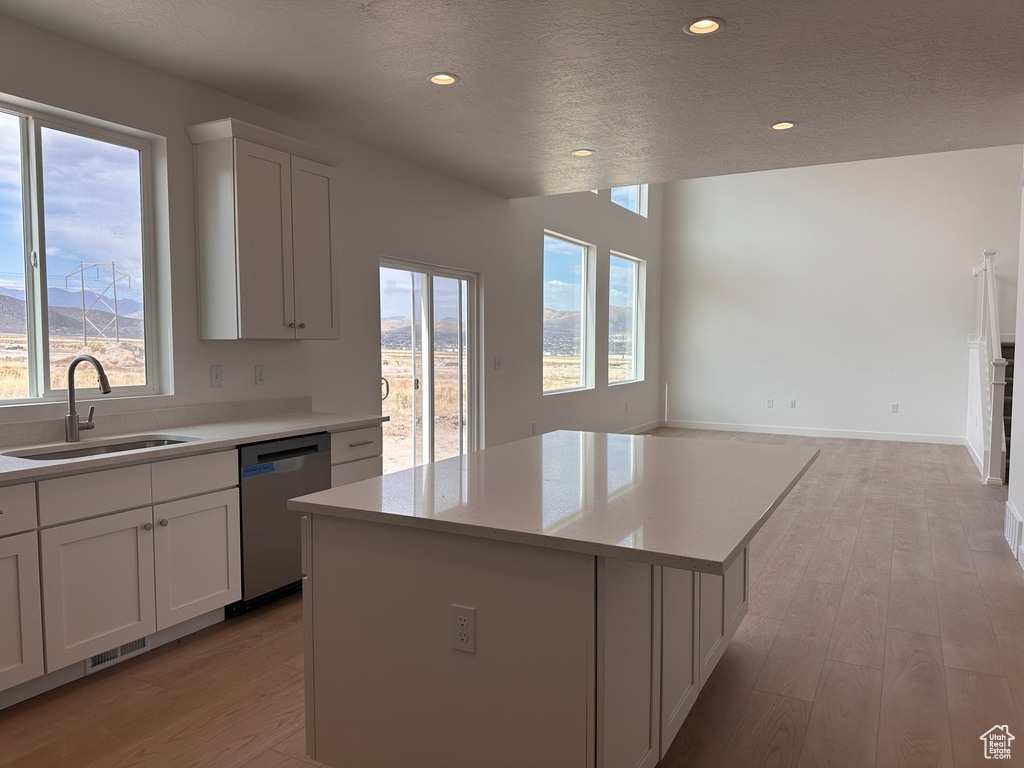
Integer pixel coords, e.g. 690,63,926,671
291,431,818,768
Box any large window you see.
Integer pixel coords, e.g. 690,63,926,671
543,233,592,393
608,253,644,384
0,106,153,401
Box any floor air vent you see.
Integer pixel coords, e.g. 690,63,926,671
86,637,149,674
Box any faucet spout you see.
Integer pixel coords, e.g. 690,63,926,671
65,355,112,443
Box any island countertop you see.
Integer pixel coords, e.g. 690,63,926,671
289,430,819,574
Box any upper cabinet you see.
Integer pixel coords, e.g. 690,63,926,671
187,118,339,340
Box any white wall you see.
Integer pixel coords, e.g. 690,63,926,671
1006,192,1024,520
660,145,1024,442
0,15,663,448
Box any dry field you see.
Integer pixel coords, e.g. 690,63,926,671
381,349,466,473
544,355,636,389
0,334,146,399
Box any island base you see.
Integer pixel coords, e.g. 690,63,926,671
303,515,747,768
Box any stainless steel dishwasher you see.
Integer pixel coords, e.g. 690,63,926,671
228,432,331,617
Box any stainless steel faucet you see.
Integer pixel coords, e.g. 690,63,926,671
65,355,112,442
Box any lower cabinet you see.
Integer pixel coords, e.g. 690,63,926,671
330,456,382,487
0,532,44,691
40,507,157,671
660,567,698,757
154,489,240,630
40,489,241,671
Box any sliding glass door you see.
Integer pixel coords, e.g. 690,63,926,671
380,262,476,474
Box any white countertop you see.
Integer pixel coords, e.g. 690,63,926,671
0,412,386,484
290,430,819,574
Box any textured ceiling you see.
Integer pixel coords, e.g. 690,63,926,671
2,0,1023,198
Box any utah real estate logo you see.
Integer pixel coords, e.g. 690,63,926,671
980,725,1014,759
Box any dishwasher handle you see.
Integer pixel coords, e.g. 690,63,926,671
254,445,321,464
238,432,331,471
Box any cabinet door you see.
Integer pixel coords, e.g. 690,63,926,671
234,138,294,339
661,567,698,757
0,532,44,692
154,489,240,630
291,156,337,339
41,508,156,671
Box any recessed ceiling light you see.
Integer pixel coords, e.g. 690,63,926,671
771,121,797,130
428,73,459,85
686,17,725,35
571,148,595,157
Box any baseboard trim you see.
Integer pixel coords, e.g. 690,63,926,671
965,437,985,476
661,420,964,445
622,420,662,435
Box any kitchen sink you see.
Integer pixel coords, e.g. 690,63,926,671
6,435,198,461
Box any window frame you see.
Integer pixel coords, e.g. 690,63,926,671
607,251,646,386
0,101,159,404
610,184,649,217
542,230,596,395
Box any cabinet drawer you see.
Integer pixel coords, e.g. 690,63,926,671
331,456,383,488
331,427,382,464
0,484,37,537
152,451,237,503
38,464,152,527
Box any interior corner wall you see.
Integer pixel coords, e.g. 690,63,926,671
660,145,1024,443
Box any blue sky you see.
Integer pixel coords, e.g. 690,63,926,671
543,234,584,312
379,266,463,321
545,235,636,312
0,111,144,303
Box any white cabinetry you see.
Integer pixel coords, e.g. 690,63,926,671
37,450,242,671
40,507,157,671
188,118,338,340
154,489,240,630
330,426,383,487
0,531,44,692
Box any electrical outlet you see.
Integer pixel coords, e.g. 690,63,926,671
255,364,266,386
891,403,899,414
494,357,502,370
789,399,797,409
210,365,222,388
451,604,476,653
767,399,774,409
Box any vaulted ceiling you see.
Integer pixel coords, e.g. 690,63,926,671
3,0,1023,197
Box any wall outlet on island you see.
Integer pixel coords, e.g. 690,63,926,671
891,403,899,414
789,399,797,409
255,364,266,386
766,399,773,408
210,365,222,388
451,604,476,653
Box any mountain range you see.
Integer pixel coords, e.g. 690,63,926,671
380,307,634,351
0,293,145,339
0,286,144,318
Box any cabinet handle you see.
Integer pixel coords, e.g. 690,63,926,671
349,440,374,447
298,323,306,329
143,522,154,531
160,519,169,527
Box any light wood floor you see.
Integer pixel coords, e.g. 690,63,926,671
1,429,1020,767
